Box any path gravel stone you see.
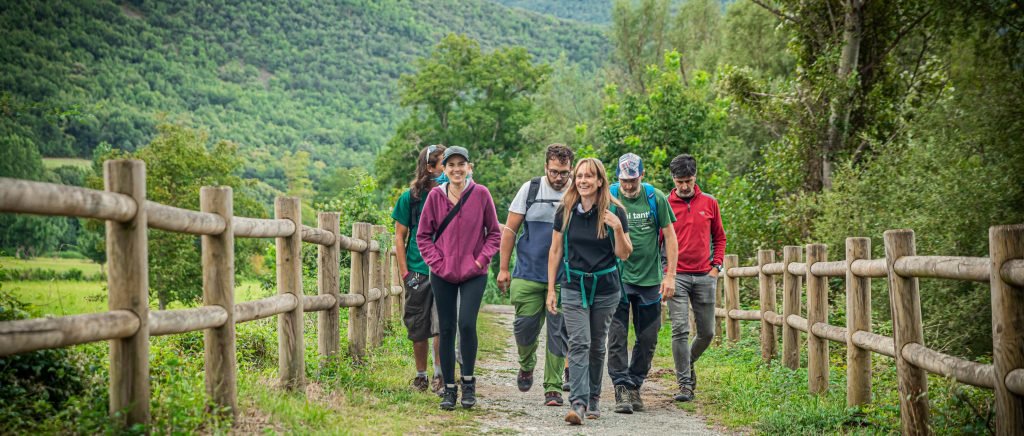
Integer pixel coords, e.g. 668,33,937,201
472,305,720,435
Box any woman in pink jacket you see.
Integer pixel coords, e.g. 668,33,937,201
416,146,501,410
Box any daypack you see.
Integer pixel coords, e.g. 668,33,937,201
524,176,559,216
406,192,423,247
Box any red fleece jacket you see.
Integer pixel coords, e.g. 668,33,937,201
668,185,726,274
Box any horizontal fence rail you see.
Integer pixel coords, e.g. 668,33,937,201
0,160,406,429
712,225,1024,435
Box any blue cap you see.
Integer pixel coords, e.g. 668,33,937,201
616,153,643,179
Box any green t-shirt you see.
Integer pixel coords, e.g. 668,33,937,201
619,187,676,286
391,189,429,275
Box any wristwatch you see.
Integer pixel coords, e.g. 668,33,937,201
712,264,723,273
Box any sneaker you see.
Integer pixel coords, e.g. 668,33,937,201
544,391,564,406
586,396,601,419
411,375,429,392
613,385,633,414
562,367,570,391
674,384,694,402
629,387,645,411
565,400,586,425
517,369,534,392
460,377,476,409
431,375,444,396
440,386,458,410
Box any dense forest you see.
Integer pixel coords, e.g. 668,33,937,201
0,0,608,183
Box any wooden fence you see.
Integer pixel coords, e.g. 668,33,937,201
709,228,1024,435
0,159,405,427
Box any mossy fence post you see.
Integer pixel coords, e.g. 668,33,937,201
318,212,341,359
757,249,777,362
846,237,871,407
276,197,304,389
884,230,929,435
782,245,802,370
806,243,829,394
348,223,370,361
989,224,1024,435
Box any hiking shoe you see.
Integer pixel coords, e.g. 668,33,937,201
517,369,534,392
544,391,564,406
674,384,694,402
586,396,601,419
411,375,429,392
565,400,586,425
440,386,458,410
629,387,645,411
460,377,476,409
562,367,570,391
613,385,633,414
431,375,444,396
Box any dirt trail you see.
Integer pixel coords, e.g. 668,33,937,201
472,305,720,435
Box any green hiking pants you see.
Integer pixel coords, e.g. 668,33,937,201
510,278,567,392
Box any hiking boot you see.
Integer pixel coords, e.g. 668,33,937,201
544,391,564,406
517,369,534,392
565,400,586,425
586,395,601,419
440,386,458,410
460,377,476,409
411,375,429,392
629,387,645,411
613,385,633,414
674,383,694,402
562,367,570,391
431,375,444,396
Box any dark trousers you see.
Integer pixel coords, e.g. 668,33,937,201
607,284,662,389
431,274,486,386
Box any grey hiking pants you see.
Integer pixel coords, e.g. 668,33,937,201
667,273,717,386
562,285,618,406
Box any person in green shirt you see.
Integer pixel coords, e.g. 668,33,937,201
393,144,446,394
606,153,678,414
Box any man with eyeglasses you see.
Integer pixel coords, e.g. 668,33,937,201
497,143,574,406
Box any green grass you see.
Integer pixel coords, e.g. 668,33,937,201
0,256,102,275
42,157,91,169
653,319,995,434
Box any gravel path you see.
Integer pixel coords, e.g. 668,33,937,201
472,305,719,435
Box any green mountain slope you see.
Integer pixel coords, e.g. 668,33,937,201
0,0,608,185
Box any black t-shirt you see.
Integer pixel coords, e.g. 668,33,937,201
553,202,630,293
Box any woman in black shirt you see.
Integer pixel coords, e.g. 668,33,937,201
546,157,632,425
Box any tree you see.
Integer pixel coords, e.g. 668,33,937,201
669,0,722,77
610,0,671,92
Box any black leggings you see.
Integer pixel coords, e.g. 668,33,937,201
431,273,487,386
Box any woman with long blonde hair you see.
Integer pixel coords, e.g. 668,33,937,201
546,158,632,425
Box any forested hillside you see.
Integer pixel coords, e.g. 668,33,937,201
0,0,608,187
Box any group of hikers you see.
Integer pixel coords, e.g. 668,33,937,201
391,143,725,425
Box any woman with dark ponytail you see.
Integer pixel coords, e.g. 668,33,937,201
392,144,446,394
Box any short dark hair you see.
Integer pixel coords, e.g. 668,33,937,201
545,143,574,166
669,154,697,178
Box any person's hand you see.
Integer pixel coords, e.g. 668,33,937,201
603,210,623,231
546,289,558,315
497,269,511,295
661,275,675,299
475,260,483,269
709,268,720,279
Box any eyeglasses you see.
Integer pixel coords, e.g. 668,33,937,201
547,169,572,179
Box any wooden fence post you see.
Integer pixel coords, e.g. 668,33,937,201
348,223,370,361
390,252,403,321
366,225,384,348
724,254,740,342
378,226,392,327
806,243,829,394
104,159,150,426
276,197,304,389
846,237,871,407
758,249,777,362
884,230,929,435
318,212,341,359
989,224,1024,435
201,187,236,417
714,274,724,346
782,245,802,370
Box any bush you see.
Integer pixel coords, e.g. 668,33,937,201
0,267,105,281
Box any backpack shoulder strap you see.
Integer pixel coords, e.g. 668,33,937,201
642,183,658,229
524,176,543,214
610,182,620,200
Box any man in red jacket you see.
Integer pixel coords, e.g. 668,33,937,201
666,154,726,403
